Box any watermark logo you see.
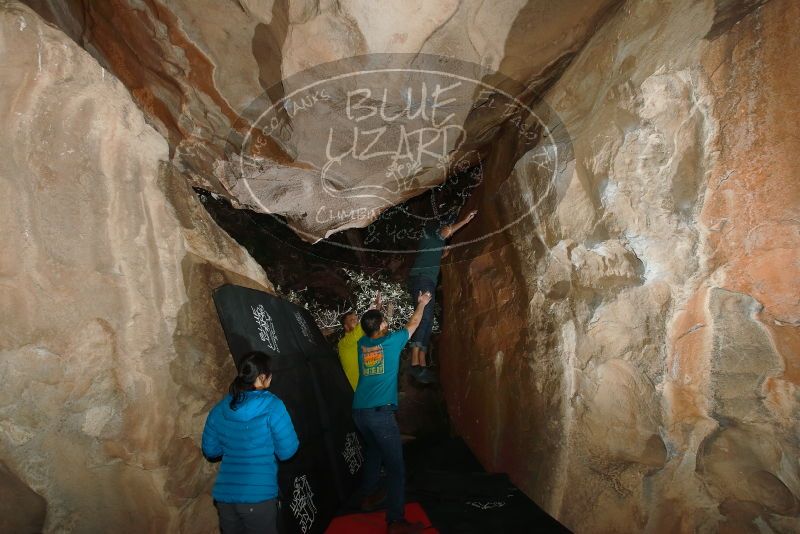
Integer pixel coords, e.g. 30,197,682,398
222,54,570,260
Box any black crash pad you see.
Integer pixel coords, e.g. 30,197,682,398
212,284,363,533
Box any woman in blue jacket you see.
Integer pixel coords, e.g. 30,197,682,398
202,351,299,534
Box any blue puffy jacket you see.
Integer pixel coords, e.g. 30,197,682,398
202,390,299,503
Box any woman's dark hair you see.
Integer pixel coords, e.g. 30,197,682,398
229,351,272,409
361,310,384,337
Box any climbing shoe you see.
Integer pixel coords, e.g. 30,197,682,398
414,367,438,384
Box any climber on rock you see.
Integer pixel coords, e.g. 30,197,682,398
337,291,383,391
352,290,432,534
407,209,478,383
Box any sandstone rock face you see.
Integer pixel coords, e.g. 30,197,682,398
23,0,620,239
0,4,271,531
440,0,800,531
6,0,799,532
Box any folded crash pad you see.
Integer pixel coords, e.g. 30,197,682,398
213,284,364,533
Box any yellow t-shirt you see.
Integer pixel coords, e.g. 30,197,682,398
337,324,364,391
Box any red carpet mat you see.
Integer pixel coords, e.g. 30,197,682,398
326,503,438,533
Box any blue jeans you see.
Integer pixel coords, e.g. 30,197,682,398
407,275,436,352
352,407,405,523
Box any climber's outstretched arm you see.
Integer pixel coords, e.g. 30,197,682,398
405,291,432,338
368,291,381,311
440,210,478,239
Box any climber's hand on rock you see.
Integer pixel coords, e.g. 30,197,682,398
445,210,479,238
417,291,432,307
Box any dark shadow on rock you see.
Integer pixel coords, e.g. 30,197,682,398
0,461,47,533
706,0,770,39
252,0,291,130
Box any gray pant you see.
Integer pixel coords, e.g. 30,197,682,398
215,499,278,534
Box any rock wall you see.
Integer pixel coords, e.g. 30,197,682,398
4,0,798,532
22,0,620,238
0,4,272,531
440,0,800,531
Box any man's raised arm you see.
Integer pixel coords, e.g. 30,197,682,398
369,291,382,311
405,291,432,339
